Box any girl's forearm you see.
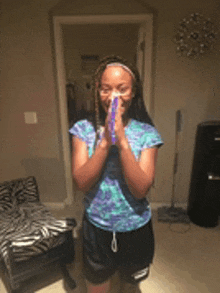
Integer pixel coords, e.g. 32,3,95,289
73,139,110,193
119,139,153,199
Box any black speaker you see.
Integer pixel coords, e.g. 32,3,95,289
187,121,220,227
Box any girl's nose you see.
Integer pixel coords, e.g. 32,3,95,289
107,94,121,109
109,91,121,100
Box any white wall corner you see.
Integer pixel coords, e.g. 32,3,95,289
64,195,74,207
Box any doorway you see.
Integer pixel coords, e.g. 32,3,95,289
63,23,140,128
53,14,153,205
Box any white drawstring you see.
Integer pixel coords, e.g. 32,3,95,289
111,231,118,253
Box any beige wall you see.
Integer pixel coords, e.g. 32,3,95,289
147,0,220,204
1,0,65,202
1,0,220,207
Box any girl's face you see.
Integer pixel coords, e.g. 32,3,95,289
99,66,134,116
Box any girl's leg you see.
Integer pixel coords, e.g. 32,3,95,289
86,279,111,293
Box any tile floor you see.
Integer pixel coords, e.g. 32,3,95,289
1,209,220,293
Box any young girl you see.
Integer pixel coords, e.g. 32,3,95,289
69,56,163,293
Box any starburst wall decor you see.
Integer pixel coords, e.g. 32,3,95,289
174,13,218,57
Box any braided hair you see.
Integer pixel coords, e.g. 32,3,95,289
86,55,154,153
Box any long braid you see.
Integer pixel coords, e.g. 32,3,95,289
93,85,101,153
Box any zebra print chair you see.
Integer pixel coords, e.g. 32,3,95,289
0,176,77,292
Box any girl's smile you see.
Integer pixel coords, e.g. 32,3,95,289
99,66,134,118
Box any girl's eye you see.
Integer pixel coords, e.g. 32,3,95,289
119,87,129,94
100,88,110,95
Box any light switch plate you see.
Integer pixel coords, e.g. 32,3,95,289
24,112,38,124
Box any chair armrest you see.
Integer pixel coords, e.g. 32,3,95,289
65,218,77,228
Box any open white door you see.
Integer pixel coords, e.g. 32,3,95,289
136,16,154,118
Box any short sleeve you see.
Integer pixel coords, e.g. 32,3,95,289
141,125,164,149
69,120,90,142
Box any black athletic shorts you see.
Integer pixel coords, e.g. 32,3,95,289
82,214,155,285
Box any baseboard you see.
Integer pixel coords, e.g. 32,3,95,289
150,202,187,210
43,202,65,210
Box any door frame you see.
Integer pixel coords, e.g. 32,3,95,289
53,14,154,205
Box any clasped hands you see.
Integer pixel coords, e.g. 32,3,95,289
100,98,129,150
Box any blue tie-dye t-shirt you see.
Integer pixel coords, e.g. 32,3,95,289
69,119,163,232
